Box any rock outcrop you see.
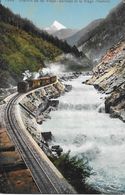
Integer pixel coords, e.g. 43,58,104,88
20,79,66,123
87,37,125,122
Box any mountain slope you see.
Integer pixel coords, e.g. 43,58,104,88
0,5,80,58
77,2,125,62
0,22,62,78
52,28,78,40
66,19,103,46
0,4,83,87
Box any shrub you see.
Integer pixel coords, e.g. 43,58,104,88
50,151,97,194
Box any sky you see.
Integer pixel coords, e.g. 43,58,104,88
1,0,122,29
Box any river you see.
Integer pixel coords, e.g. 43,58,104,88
41,75,125,193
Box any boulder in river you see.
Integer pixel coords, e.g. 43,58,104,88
41,132,52,142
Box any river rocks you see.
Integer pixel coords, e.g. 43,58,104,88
59,72,82,82
64,84,72,92
41,132,52,142
51,145,63,156
87,37,125,122
105,84,125,121
97,103,105,113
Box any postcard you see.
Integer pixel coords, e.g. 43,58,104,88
0,0,125,194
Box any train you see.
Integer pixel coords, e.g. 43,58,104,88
17,76,57,93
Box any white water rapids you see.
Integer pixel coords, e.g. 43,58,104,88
41,75,125,193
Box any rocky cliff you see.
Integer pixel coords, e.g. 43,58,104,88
87,37,125,122
78,2,125,63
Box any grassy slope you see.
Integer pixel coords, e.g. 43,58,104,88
0,22,62,86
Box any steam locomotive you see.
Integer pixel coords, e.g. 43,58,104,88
17,76,57,93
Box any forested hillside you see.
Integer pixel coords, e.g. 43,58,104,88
0,4,80,87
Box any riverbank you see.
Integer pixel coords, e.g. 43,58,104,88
86,38,125,122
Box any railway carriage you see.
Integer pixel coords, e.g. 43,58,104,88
17,76,57,93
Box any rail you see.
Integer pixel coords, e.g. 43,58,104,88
4,94,75,194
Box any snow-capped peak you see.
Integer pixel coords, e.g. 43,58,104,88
51,20,66,30
44,20,66,34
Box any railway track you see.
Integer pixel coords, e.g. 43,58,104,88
4,94,75,194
